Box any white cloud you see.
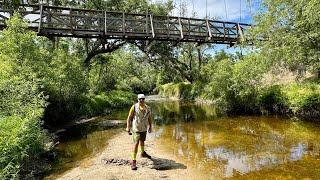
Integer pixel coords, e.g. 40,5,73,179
150,0,262,53
160,0,261,23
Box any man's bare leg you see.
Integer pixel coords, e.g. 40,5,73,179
133,141,139,156
131,141,139,170
140,140,151,159
140,140,144,153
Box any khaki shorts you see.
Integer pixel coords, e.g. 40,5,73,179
133,131,147,143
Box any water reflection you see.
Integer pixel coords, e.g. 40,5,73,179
150,101,217,125
151,101,320,178
48,118,124,178
47,101,320,179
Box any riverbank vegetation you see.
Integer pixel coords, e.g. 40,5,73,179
159,0,320,120
0,0,319,179
0,0,172,178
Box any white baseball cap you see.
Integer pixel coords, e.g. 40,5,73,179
138,94,145,99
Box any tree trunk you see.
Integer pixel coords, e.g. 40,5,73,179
189,51,192,71
197,47,202,71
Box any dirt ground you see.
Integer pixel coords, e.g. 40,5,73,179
51,131,207,180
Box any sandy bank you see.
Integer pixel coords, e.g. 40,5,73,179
49,131,206,180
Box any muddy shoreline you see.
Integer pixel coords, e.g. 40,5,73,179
46,131,204,180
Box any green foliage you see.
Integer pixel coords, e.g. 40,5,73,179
258,83,320,119
202,58,233,102
89,49,157,94
0,14,49,179
64,0,173,15
0,13,46,74
282,83,320,118
45,48,87,99
43,47,88,123
199,53,269,114
252,0,320,73
2,0,21,9
159,82,194,100
156,69,180,87
231,54,267,97
78,90,136,116
259,85,288,114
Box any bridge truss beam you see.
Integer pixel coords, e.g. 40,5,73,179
0,4,250,45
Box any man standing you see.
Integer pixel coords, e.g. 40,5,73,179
126,94,152,170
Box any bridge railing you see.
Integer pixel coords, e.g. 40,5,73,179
0,4,251,44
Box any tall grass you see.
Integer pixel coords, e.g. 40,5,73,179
158,82,195,100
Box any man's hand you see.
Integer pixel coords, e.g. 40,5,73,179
126,127,132,135
148,126,152,133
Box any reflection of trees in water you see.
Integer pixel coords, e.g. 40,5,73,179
150,101,217,125
155,116,320,178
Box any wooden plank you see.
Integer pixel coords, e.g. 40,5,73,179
0,13,9,20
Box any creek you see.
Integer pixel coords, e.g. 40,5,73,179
47,100,320,179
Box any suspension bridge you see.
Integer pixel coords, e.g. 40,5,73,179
0,3,250,46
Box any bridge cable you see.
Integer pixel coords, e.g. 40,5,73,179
191,0,195,17
224,0,228,20
239,0,242,22
179,0,182,17
248,0,253,24
239,0,243,57
206,0,208,18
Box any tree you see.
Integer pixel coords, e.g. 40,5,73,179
73,0,173,66
251,0,320,78
0,13,48,179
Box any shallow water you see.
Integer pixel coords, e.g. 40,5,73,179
47,101,320,179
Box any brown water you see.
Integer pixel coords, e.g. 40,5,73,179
47,101,320,179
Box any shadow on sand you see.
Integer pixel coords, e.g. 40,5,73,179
147,157,187,170
103,157,187,170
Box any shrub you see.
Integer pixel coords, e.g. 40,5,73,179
0,14,49,178
0,62,48,179
77,90,136,117
159,82,194,100
298,93,320,119
259,85,288,114
282,83,320,120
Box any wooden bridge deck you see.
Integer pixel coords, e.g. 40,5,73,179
0,4,250,45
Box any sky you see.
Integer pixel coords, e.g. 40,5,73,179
169,0,263,24
152,0,263,54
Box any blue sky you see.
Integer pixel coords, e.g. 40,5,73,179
152,0,263,54
168,0,263,23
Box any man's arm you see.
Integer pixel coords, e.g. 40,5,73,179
126,105,134,133
148,112,152,133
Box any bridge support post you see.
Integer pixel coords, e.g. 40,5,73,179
104,11,107,35
178,17,183,40
237,23,245,42
70,8,74,34
223,22,227,41
146,13,149,36
149,14,155,38
122,12,125,36
206,19,212,40
38,4,43,34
